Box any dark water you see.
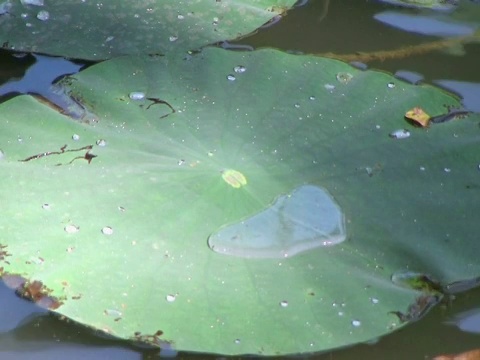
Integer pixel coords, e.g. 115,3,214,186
1,0,479,359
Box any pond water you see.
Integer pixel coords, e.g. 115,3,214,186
0,0,479,359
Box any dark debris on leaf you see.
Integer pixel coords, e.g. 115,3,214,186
130,329,175,351
16,279,63,310
1,271,63,310
18,144,96,165
0,244,11,263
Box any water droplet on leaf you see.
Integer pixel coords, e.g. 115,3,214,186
389,129,410,139
101,226,113,235
233,65,246,73
352,319,361,327
129,92,145,100
166,294,176,302
30,256,44,265
104,309,122,317
36,10,49,21
226,74,236,81
64,224,79,234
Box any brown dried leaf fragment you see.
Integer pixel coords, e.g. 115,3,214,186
405,107,431,127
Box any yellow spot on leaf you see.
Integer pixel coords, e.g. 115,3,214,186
222,169,247,188
405,107,431,127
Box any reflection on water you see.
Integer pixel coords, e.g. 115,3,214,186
446,307,480,334
1,280,480,359
435,80,480,111
0,283,143,359
0,53,86,100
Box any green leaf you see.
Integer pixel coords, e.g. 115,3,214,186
0,0,295,60
1,48,479,355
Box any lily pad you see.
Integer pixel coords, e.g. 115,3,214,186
0,0,296,60
1,47,479,355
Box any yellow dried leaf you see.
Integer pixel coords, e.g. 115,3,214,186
405,107,431,127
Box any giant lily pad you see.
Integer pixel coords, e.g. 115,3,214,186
0,0,295,60
1,47,479,355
